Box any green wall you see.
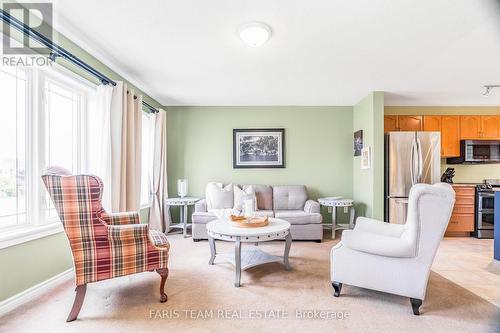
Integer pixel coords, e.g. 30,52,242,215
0,14,161,302
166,106,354,222
352,92,385,219
385,106,500,183
0,233,73,301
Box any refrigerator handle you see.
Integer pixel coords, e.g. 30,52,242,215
417,137,423,183
410,139,416,185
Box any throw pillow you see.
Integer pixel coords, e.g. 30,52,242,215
234,185,258,212
206,182,234,209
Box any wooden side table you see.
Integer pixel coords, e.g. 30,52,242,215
165,197,199,237
318,197,355,240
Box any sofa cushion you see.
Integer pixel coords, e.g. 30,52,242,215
192,212,218,225
244,184,273,210
253,210,274,218
274,210,322,225
273,185,308,210
206,182,233,209
234,185,257,211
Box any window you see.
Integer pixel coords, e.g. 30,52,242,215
43,75,86,220
140,112,155,207
0,66,26,228
0,63,94,244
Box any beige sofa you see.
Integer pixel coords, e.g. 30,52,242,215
192,184,323,241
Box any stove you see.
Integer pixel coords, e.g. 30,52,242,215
474,180,498,239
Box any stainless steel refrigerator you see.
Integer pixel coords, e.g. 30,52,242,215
384,132,441,224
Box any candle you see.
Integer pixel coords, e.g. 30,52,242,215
244,199,254,217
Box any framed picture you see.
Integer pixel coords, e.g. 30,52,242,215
361,146,371,169
354,130,363,156
233,128,285,168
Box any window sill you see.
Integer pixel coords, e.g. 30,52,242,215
0,223,64,250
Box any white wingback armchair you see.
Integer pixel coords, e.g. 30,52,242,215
330,183,455,315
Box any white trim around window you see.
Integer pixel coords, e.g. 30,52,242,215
0,222,63,249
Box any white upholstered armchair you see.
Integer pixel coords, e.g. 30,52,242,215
330,183,455,315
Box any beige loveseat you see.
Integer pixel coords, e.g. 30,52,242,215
192,184,323,241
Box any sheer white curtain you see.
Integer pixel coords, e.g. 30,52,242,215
86,84,113,210
149,109,170,232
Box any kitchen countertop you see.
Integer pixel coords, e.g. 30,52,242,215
450,183,480,186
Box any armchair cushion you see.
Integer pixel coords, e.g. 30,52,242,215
354,216,406,237
341,229,416,258
106,224,149,243
304,200,320,214
100,211,140,225
149,229,170,247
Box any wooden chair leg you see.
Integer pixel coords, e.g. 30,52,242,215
156,268,169,303
67,284,87,322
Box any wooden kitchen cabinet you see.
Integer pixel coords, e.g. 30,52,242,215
423,115,441,132
460,115,482,139
388,112,500,158
422,115,460,157
460,115,500,139
441,116,460,157
445,185,475,236
398,115,423,131
480,115,500,138
384,115,399,132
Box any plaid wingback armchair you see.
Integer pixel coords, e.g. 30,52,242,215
42,166,170,322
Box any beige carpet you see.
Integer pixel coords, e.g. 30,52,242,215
1,233,499,333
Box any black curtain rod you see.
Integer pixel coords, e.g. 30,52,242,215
127,91,160,113
0,9,160,114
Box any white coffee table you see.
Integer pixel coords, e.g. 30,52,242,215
206,218,292,287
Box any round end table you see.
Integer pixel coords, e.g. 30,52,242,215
206,218,292,287
165,197,199,237
318,197,355,240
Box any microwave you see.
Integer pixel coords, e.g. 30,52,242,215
447,140,500,164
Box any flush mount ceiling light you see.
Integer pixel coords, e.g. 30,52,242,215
238,22,271,47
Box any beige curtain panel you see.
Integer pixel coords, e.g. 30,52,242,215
149,110,171,232
109,81,142,212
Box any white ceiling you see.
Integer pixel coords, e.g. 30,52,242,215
48,0,500,106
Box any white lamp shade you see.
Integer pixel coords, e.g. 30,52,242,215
177,179,188,198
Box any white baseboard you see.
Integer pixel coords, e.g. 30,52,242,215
0,268,74,317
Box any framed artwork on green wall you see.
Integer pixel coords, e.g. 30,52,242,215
233,128,285,168
354,130,363,156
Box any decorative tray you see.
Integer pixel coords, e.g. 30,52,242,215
229,215,269,228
